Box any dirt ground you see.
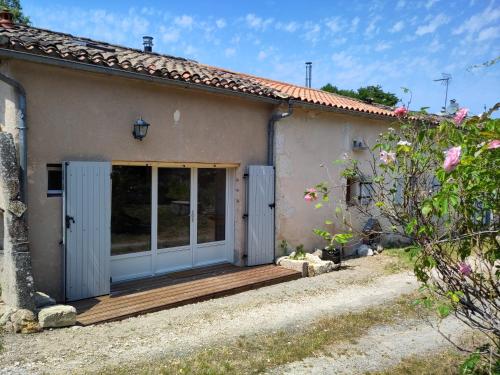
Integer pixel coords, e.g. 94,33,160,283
0,255,465,374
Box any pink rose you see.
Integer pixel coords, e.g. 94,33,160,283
487,140,500,149
380,150,396,164
458,262,472,276
394,106,408,117
443,146,461,172
304,188,317,202
454,108,468,125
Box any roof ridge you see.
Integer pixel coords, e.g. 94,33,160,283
0,23,395,118
10,23,191,62
236,70,383,106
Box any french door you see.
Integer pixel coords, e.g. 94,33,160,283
110,165,234,283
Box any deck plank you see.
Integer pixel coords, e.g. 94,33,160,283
70,264,301,325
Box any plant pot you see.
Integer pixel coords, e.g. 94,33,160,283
323,247,341,264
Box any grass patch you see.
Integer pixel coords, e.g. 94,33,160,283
383,248,415,274
368,350,467,375
94,293,430,375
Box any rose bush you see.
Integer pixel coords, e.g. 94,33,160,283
306,103,499,371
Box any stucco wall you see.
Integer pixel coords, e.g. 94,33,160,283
275,108,392,256
4,60,272,300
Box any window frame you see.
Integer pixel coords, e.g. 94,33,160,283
47,164,63,197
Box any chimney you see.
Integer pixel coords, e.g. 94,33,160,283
305,62,312,88
0,9,14,29
143,36,153,52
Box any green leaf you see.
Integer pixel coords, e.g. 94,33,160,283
437,304,451,318
325,220,333,225
314,203,323,209
422,204,432,217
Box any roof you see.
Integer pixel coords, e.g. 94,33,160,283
0,23,395,118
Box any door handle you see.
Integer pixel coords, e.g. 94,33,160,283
65,215,75,229
268,203,275,209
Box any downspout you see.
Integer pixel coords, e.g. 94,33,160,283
267,101,293,260
0,72,27,203
267,101,293,165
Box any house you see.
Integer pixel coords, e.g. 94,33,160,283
0,10,395,303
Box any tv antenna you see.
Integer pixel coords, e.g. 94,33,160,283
433,73,452,113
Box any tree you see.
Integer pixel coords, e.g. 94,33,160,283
0,0,30,25
306,105,500,371
321,83,399,107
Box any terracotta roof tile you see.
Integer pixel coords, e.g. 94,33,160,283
0,24,396,118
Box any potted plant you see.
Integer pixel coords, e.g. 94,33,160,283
322,245,342,264
313,229,352,265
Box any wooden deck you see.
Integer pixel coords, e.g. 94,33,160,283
70,263,301,325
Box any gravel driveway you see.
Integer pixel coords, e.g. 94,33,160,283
267,316,469,374
0,256,418,374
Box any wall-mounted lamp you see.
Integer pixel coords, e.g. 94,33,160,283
132,117,150,141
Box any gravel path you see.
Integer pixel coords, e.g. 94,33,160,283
0,256,417,374
267,316,470,374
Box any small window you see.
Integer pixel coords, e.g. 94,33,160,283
47,164,63,197
359,181,373,205
346,178,373,205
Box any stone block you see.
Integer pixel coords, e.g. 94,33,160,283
38,305,76,328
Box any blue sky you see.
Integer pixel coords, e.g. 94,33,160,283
23,0,500,115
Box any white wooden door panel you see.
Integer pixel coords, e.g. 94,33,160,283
64,161,111,301
247,166,275,266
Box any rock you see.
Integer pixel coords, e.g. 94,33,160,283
275,256,288,265
380,234,413,249
304,253,323,264
38,305,76,328
34,292,56,308
311,249,323,259
308,260,337,277
277,258,308,277
357,244,374,257
0,306,15,326
376,244,384,253
10,308,41,333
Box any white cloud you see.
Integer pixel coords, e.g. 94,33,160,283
258,50,267,60
477,26,500,42
350,17,360,33
245,13,273,30
325,17,342,33
331,52,357,69
365,16,381,36
304,22,321,43
453,5,500,35
389,21,404,33
415,13,450,36
174,15,193,28
428,37,442,52
160,26,180,43
215,18,226,28
425,0,439,9
276,21,300,33
231,35,241,45
374,42,391,51
183,44,197,56
224,47,236,57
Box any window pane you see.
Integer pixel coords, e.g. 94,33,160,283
111,166,151,255
197,169,226,244
47,164,62,196
158,168,190,249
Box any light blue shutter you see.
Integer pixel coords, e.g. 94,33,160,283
64,161,111,301
247,166,275,266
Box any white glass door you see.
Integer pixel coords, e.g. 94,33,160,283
111,165,234,282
